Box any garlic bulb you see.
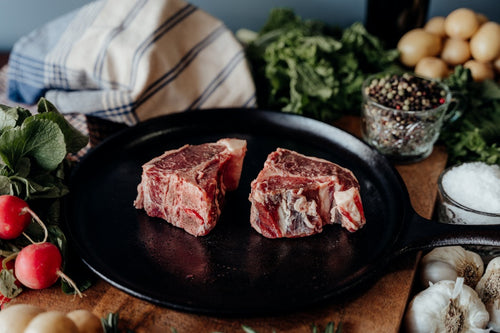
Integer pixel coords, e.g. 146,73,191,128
404,277,490,333
420,246,484,288
476,257,500,331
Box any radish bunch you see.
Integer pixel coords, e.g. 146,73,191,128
0,195,81,297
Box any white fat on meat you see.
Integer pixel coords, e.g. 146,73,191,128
277,189,320,235
333,187,362,232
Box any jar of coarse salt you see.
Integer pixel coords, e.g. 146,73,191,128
437,162,500,225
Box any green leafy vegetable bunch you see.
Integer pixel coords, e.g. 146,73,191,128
442,66,500,165
244,8,399,122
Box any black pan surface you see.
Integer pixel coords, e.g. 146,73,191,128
66,108,500,316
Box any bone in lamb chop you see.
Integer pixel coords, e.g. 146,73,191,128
134,138,247,236
249,148,366,238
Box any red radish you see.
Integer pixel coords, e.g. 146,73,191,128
0,195,32,239
0,195,48,242
15,242,61,289
14,242,82,297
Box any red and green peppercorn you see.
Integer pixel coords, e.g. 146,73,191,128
364,73,447,111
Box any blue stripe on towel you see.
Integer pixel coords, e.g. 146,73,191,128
8,57,46,85
93,0,148,84
7,80,46,104
188,49,245,109
55,1,105,90
128,3,197,88
134,24,226,108
243,93,257,108
7,1,102,104
91,23,226,120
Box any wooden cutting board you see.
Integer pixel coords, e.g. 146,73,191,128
8,115,448,333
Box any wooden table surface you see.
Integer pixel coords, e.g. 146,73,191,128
1,53,448,332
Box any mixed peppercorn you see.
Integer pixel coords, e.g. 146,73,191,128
361,73,452,161
364,73,447,111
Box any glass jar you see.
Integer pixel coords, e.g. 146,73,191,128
436,163,500,225
361,73,460,163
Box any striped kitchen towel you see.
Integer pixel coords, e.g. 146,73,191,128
7,0,256,126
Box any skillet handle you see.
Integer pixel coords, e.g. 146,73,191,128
393,212,500,256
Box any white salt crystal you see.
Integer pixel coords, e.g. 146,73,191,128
442,162,500,214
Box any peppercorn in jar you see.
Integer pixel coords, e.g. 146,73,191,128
361,73,457,163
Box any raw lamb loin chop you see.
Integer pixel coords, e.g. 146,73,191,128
134,138,247,236
249,148,366,238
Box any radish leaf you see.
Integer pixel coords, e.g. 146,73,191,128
0,269,22,299
0,176,10,195
35,98,88,154
0,118,66,171
0,105,30,134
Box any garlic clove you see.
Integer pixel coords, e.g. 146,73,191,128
404,277,490,333
420,260,458,287
420,246,484,288
475,257,500,331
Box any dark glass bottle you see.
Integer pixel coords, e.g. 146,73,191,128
365,0,430,48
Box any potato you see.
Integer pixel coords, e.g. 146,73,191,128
444,8,479,39
440,38,471,66
415,57,449,79
470,21,500,62
424,16,446,37
476,12,489,25
67,309,103,333
24,311,79,333
397,28,442,67
464,60,495,82
494,57,500,74
0,304,45,333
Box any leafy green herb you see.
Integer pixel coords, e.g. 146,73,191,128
241,325,263,333
0,105,30,132
35,99,89,154
0,269,22,299
240,322,342,333
312,321,343,333
0,118,66,171
244,8,398,122
0,98,88,200
102,312,122,333
108,314,341,333
441,66,500,165
174,322,343,333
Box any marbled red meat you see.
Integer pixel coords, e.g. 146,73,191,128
249,148,366,238
134,138,247,236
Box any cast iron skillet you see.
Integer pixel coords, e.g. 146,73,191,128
66,108,500,316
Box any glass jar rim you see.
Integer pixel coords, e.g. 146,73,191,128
438,164,500,218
